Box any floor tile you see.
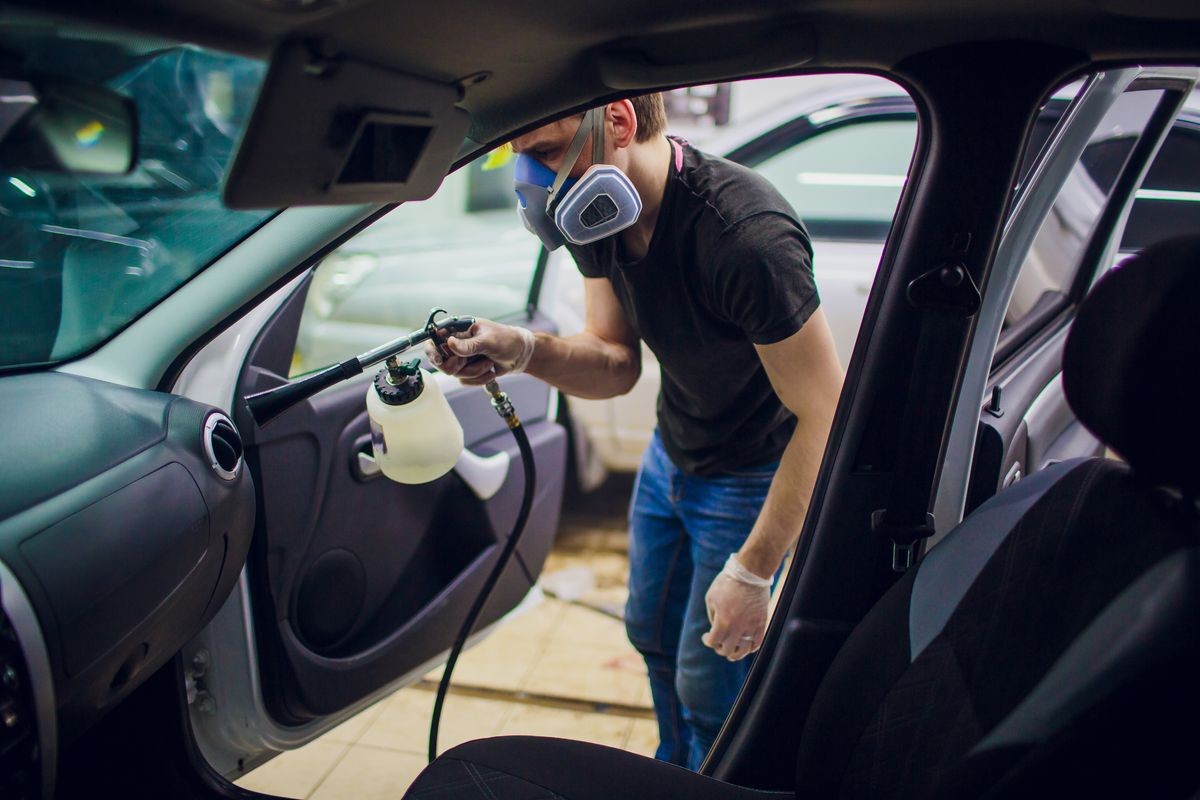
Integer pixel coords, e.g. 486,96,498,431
583,583,628,608
556,528,627,552
424,628,547,692
496,703,634,749
525,640,647,706
323,701,386,745
309,745,429,800
553,603,634,651
234,739,349,799
635,679,653,709
586,552,633,585
625,718,660,758
502,593,566,641
358,688,510,754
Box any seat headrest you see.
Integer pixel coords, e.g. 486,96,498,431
1063,234,1200,496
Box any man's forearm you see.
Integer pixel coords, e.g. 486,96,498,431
735,411,832,579
525,330,641,399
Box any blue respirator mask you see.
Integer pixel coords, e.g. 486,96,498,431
513,107,643,250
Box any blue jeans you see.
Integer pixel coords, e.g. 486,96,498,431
625,431,777,770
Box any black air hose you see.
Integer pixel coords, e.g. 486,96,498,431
428,381,537,762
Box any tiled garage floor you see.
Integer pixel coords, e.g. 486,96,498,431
236,476,654,799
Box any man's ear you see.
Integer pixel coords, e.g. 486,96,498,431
606,99,638,149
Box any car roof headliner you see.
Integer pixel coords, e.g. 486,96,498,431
16,0,1200,148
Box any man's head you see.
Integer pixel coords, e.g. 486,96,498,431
511,93,668,249
510,93,666,178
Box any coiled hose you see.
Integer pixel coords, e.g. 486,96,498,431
428,380,536,762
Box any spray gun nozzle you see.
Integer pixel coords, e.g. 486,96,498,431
385,356,421,384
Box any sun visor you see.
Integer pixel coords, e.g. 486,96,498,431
224,41,470,209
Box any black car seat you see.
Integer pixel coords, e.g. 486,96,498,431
401,235,1200,799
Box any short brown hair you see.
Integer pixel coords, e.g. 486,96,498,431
630,93,666,142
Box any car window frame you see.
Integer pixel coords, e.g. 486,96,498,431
992,78,1194,371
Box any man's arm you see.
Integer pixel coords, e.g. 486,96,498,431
702,307,843,660
434,277,642,399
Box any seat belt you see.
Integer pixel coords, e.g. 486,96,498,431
872,249,981,572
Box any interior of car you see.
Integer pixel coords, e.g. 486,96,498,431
0,1,1197,798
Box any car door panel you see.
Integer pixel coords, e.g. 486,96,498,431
965,325,1103,514
233,284,565,723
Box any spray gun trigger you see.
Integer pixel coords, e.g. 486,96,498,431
425,308,453,361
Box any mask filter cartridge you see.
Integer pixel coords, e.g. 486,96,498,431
553,164,643,245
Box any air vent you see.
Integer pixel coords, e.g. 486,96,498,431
202,413,243,481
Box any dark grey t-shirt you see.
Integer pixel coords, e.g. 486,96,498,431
568,138,818,475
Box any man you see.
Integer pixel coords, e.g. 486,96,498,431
431,94,843,770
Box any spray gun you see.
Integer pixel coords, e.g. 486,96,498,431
245,309,475,430
421,309,523,430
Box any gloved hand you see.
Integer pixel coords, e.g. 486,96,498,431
427,318,535,386
701,554,772,662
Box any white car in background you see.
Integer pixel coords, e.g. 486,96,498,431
295,74,1200,489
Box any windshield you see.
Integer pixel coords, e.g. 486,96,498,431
0,26,274,370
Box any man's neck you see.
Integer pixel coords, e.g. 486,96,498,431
618,135,673,261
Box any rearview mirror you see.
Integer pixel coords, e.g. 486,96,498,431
0,76,136,175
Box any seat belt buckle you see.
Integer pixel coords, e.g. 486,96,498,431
871,510,936,573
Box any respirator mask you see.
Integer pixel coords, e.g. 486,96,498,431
513,106,643,250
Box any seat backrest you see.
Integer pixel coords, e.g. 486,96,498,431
794,235,1200,798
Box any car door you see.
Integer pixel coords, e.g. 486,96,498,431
934,68,1199,531
179,157,569,777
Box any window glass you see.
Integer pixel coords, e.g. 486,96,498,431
1004,88,1165,330
753,119,917,241
291,157,540,376
1121,120,1200,251
0,33,272,369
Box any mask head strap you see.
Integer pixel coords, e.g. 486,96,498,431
548,107,597,204
591,104,605,166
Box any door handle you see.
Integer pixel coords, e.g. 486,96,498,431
354,449,382,481
454,448,510,501
1003,461,1023,488
352,442,511,500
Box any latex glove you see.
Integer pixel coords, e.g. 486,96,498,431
426,318,535,386
701,554,772,662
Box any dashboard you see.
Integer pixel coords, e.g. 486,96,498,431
0,372,255,798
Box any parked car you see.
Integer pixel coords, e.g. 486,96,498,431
0,2,1196,799
294,76,1200,484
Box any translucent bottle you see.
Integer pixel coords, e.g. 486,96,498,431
365,358,464,484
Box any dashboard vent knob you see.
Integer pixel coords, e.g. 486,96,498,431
202,413,243,481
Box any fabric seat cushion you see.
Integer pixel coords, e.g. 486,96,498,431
404,735,795,800
795,457,1197,798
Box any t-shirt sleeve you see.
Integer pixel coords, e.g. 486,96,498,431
710,212,819,344
565,243,607,279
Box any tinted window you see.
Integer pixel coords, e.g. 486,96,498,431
1121,123,1200,251
0,37,272,369
291,156,539,376
1005,88,1165,331
753,119,917,240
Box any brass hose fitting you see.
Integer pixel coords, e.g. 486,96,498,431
484,380,521,429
